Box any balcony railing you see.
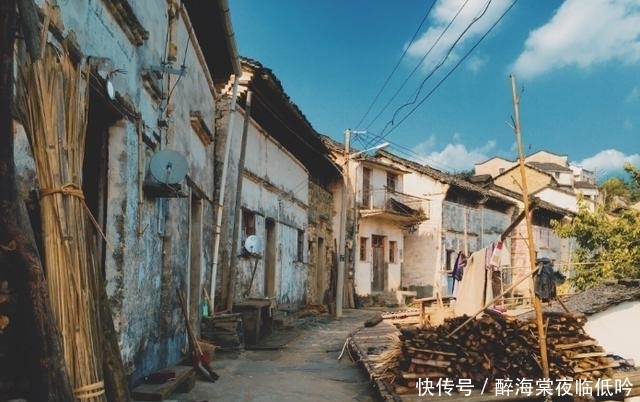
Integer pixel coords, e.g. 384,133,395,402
358,186,429,223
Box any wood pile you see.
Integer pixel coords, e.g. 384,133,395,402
200,313,244,351
392,310,620,392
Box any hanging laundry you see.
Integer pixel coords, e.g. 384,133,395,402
488,241,504,270
451,251,467,293
453,248,493,317
535,257,566,301
484,242,496,270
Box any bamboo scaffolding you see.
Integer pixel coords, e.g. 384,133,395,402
18,44,106,401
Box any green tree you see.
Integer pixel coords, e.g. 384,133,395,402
623,162,640,201
600,176,631,211
553,164,640,289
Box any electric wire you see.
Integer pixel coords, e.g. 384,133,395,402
353,0,436,131
367,0,517,149
362,0,472,136
166,31,191,106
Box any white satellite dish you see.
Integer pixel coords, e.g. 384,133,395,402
149,149,188,184
244,235,263,254
106,79,116,100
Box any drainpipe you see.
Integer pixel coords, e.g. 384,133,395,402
209,0,241,312
210,76,239,311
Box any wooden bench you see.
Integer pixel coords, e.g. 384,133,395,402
415,296,456,327
131,365,196,401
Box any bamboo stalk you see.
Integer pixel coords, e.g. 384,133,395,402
18,45,105,402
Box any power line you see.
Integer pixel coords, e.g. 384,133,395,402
366,133,462,173
353,0,436,130
362,0,472,133
370,0,518,146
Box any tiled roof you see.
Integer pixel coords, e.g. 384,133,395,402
528,161,573,172
376,150,516,207
574,180,598,189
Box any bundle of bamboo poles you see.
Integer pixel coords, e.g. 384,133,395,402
17,44,106,401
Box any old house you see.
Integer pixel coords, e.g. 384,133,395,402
323,138,427,299
376,151,517,298
211,58,340,315
475,150,598,212
10,0,239,392
489,186,575,299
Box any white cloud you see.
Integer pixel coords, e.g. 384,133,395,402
406,0,512,71
512,0,640,79
574,149,640,179
411,135,496,172
627,86,640,102
466,54,488,74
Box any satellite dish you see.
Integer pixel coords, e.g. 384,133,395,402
106,79,116,100
244,235,263,254
149,149,188,184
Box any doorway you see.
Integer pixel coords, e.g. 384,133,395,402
264,218,276,299
315,237,325,303
371,235,386,292
83,85,121,277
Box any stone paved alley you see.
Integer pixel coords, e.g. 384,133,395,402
171,308,380,402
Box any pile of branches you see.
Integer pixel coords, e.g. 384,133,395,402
391,310,619,392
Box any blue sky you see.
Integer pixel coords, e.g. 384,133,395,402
228,0,640,181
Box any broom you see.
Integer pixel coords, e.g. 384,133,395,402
176,289,219,382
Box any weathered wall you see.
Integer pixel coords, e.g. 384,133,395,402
233,115,310,307
355,218,404,295
25,0,220,383
440,201,512,295
307,181,334,304
400,173,447,296
510,220,572,297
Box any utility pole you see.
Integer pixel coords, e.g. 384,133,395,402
510,74,550,382
336,129,351,318
336,130,388,318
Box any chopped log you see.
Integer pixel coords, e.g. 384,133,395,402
364,314,383,328
555,340,597,350
410,357,451,368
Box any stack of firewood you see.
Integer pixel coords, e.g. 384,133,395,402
393,310,619,391
544,312,619,379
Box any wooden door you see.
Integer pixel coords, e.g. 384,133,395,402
371,235,385,291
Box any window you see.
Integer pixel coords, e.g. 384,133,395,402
359,237,368,261
242,209,256,239
362,167,372,207
297,229,304,262
445,249,456,272
387,172,398,192
389,241,398,263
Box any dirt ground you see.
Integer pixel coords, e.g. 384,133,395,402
170,308,381,402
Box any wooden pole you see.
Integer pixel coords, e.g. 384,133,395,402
510,74,550,381
226,90,252,311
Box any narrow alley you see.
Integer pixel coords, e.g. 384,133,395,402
173,309,379,402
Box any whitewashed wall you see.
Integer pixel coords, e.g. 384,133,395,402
28,0,219,382
234,114,309,306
